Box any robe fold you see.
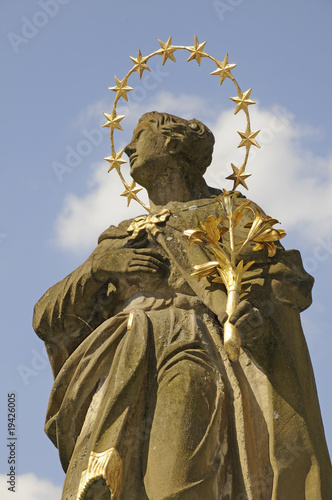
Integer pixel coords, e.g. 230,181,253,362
33,196,332,499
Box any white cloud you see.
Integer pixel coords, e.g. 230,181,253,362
73,98,109,130
72,90,215,134
0,474,62,500
53,161,147,256
122,90,214,122
54,92,332,255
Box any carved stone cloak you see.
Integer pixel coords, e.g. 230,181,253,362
33,197,332,499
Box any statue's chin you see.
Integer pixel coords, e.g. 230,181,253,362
130,167,149,190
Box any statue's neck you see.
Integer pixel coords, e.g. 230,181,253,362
148,176,218,212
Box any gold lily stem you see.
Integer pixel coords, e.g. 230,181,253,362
229,220,236,267
223,287,241,362
222,210,242,361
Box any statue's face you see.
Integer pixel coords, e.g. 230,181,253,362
124,120,171,186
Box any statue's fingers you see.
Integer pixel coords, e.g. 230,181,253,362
132,254,169,271
127,237,149,249
236,309,263,337
228,300,251,325
146,257,169,272
134,248,167,261
129,264,159,273
129,260,159,271
218,311,228,325
129,257,168,273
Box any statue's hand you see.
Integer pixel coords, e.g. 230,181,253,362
228,300,264,345
92,238,168,281
124,234,169,275
126,248,169,274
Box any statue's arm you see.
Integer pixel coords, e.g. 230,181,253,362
32,235,144,377
32,238,120,343
33,232,168,345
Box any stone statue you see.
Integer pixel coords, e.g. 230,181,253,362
33,112,332,499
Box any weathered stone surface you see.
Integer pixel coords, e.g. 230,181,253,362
33,112,332,499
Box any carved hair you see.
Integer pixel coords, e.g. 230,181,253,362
138,111,215,174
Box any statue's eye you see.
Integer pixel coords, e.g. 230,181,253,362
134,130,144,142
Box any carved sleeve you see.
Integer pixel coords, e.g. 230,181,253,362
32,237,125,376
33,220,131,345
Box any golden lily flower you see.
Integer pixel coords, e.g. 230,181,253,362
231,200,252,225
191,261,220,281
200,215,226,243
243,211,286,257
184,215,228,245
251,228,286,257
251,227,286,242
252,241,276,257
244,210,279,239
183,229,208,245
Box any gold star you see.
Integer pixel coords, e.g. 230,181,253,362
237,128,261,152
230,88,256,115
158,36,177,65
120,180,143,206
104,150,127,173
109,76,133,102
130,49,151,79
226,164,251,190
187,35,208,66
102,110,125,132
210,54,237,84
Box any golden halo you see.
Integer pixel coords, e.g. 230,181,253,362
103,35,260,213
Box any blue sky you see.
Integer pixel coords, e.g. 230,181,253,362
1,0,332,497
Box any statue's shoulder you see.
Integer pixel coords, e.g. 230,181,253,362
216,190,263,208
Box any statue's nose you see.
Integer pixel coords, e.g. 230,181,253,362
124,142,135,158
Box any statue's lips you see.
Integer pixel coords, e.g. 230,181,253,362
130,155,138,166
